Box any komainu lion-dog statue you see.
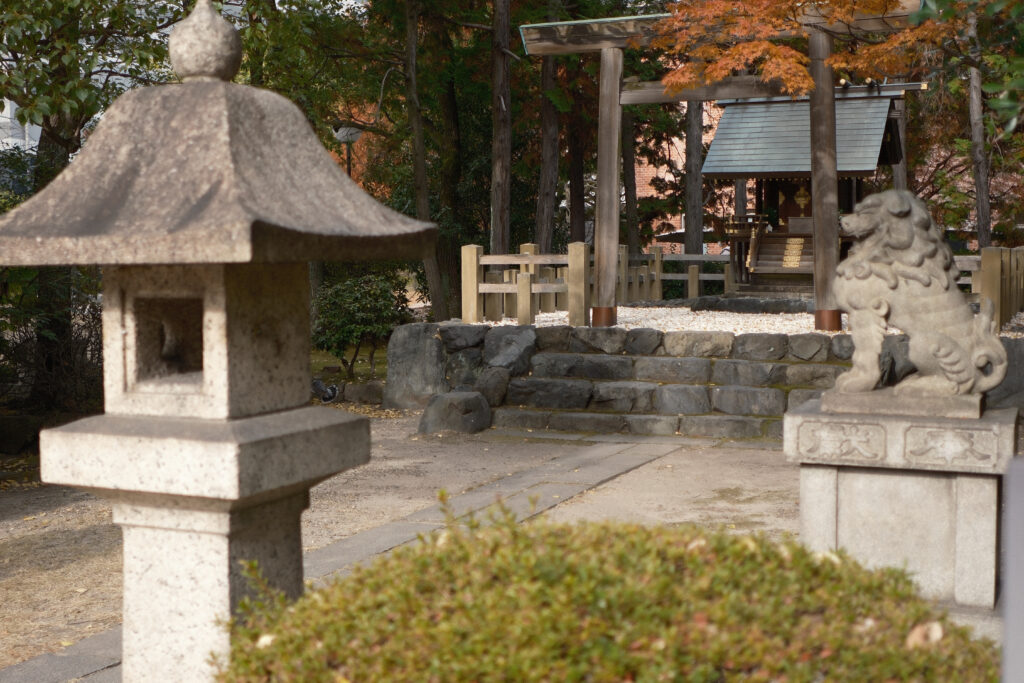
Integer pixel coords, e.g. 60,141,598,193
833,190,1007,396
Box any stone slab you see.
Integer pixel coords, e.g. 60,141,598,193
303,520,441,580
836,468,957,601
41,407,369,500
785,400,1017,474
0,627,122,683
820,387,982,419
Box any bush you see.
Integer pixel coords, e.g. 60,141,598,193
311,273,411,380
220,506,998,682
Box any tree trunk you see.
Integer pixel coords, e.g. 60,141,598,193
622,108,640,256
489,0,511,256
27,129,74,410
404,0,449,320
534,54,559,253
968,13,991,248
684,100,704,256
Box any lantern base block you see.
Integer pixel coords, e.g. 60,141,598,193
40,406,370,682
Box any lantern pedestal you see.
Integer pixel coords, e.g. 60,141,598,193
41,407,369,680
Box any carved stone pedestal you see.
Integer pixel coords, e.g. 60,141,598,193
784,395,1017,608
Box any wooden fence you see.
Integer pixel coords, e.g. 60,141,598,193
461,243,734,325
979,246,1024,327
461,245,1011,327
461,243,591,326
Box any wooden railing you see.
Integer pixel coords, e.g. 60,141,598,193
462,243,740,325
656,252,732,298
461,242,591,326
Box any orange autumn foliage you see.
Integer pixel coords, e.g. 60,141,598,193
653,0,967,95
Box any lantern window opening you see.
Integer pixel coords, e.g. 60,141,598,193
130,296,204,389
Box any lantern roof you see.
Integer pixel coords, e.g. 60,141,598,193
0,0,435,266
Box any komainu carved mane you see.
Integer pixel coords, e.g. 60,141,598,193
833,190,1007,396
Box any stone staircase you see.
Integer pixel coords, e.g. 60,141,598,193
491,329,851,441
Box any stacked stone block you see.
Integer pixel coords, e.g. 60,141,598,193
387,322,869,440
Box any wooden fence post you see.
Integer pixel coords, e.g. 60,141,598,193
461,244,483,322
555,266,567,311
517,271,534,324
540,266,556,313
650,246,663,300
1003,248,1013,325
484,270,503,322
687,264,700,299
503,268,516,318
981,247,1003,326
568,242,591,327
724,263,736,295
639,264,651,301
617,244,628,305
520,243,539,316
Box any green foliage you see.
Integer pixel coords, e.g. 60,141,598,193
1,0,182,153
916,0,1024,135
312,273,410,380
221,506,998,681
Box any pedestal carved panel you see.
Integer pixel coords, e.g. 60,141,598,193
797,421,885,463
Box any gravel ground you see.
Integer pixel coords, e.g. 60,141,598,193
491,305,1024,339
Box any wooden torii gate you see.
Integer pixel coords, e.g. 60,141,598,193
519,5,918,330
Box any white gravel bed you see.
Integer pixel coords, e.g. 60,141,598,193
489,306,1024,339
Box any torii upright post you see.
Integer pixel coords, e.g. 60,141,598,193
593,47,623,327
808,29,841,331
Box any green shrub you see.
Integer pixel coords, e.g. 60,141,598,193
220,506,998,682
311,274,410,380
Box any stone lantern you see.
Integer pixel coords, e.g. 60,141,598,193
0,2,434,680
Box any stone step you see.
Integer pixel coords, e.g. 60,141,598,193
528,352,844,390
491,406,784,440
507,375,825,418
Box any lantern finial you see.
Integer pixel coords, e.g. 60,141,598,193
169,0,242,82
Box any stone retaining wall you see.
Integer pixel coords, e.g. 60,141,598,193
385,322,1024,438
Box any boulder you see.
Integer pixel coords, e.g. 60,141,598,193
438,324,488,352
506,378,593,409
634,357,711,384
345,380,384,404
589,381,655,413
474,366,511,407
662,331,734,358
569,327,628,354
787,388,822,410
710,360,786,387
786,333,830,362
830,334,855,361
383,323,447,409
534,325,573,352
653,385,711,415
711,386,786,416
446,348,483,387
483,326,537,376
879,335,915,387
624,328,663,355
732,333,788,361
417,391,492,434
530,353,634,380
784,364,843,389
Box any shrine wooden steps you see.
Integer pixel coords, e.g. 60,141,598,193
749,234,814,275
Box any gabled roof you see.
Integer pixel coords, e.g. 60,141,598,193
701,96,896,179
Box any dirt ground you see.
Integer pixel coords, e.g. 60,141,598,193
0,403,803,671
0,405,593,669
